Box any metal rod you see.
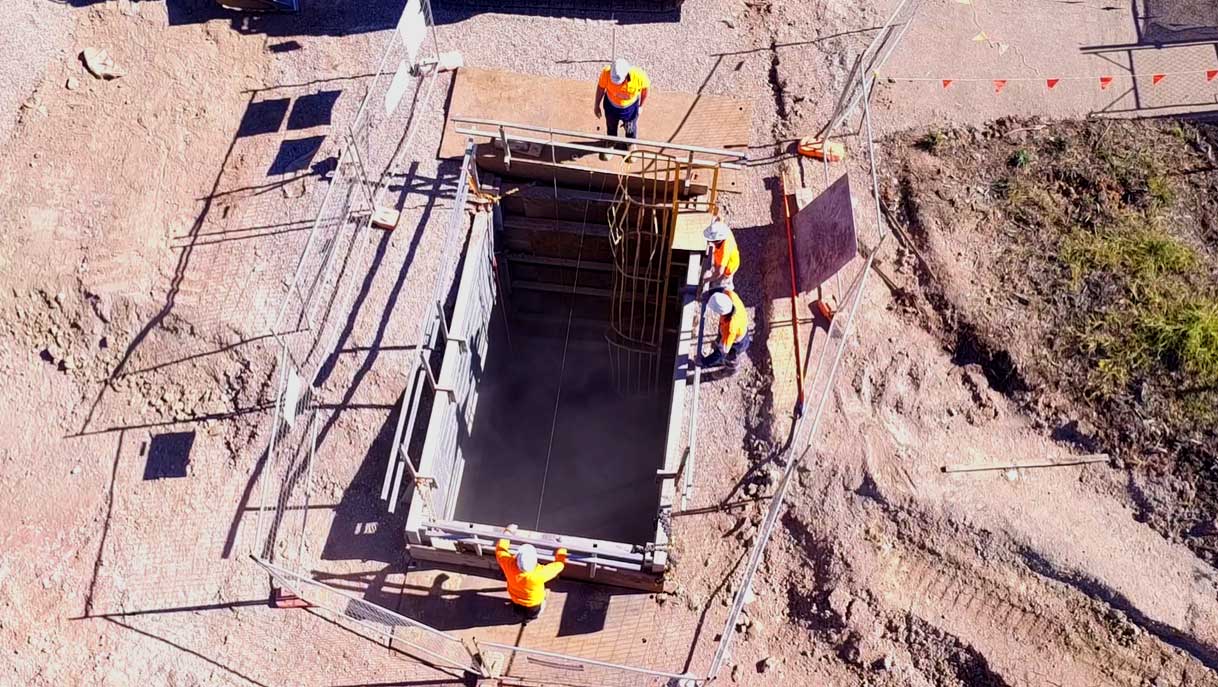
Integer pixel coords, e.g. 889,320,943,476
942,455,1110,474
780,174,807,416
453,125,741,173
451,116,746,160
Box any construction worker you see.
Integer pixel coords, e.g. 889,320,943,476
594,58,651,160
703,219,740,292
496,525,568,624
700,290,751,370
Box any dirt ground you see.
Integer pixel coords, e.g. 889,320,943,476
3,0,1218,686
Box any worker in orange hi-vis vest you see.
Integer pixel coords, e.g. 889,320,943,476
702,219,740,292
700,290,752,371
593,58,651,160
496,524,568,624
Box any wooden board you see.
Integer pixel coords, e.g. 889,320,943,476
794,173,858,293
440,67,752,193
673,211,715,252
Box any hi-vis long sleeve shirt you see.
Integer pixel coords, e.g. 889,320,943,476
496,539,568,607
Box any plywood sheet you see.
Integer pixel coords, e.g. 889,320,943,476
794,173,858,293
673,211,714,253
440,68,752,193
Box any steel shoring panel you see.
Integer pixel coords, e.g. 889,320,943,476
391,143,477,527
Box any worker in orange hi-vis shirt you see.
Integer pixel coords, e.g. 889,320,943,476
700,290,751,371
495,524,568,624
593,58,651,160
702,218,740,292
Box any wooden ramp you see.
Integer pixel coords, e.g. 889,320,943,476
440,67,752,194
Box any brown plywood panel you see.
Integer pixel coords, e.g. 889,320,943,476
794,173,858,294
441,68,751,191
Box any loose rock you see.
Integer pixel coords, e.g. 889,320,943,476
81,47,126,80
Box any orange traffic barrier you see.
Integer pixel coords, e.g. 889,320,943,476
797,137,846,162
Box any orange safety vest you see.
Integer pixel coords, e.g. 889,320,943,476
718,290,749,353
496,539,567,607
598,66,651,108
713,232,740,278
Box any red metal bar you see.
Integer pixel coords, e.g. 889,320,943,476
780,176,806,416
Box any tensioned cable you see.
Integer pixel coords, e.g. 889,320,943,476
534,130,600,529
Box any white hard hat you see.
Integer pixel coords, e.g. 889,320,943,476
707,292,733,316
516,544,538,572
703,220,730,243
610,58,630,84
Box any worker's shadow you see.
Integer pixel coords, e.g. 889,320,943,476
394,566,522,631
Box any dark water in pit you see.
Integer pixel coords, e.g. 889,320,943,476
452,310,668,545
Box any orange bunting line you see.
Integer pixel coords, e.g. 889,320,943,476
888,69,1218,90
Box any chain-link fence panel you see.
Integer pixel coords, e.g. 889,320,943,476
253,347,319,572
271,134,378,380
479,642,699,687
704,2,921,679
820,0,923,140
251,557,483,677
1140,0,1218,44
348,0,443,188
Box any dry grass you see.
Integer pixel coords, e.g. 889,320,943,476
987,125,1218,403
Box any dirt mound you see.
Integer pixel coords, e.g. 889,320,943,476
882,117,1218,564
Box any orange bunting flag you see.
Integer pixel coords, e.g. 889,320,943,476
942,79,953,88
1152,73,1166,85
1208,70,1218,82
1099,76,1114,90
993,79,1007,94
1046,78,1060,90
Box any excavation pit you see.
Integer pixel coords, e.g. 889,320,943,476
393,162,707,591
387,73,749,590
